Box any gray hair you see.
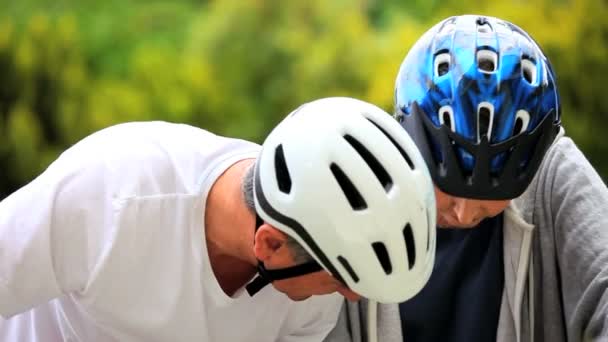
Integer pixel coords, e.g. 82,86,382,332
242,163,313,264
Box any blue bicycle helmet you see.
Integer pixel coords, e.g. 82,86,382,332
395,15,561,200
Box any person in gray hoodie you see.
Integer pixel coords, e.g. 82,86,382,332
325,14,608,342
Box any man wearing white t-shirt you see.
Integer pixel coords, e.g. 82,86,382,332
0,97,437,341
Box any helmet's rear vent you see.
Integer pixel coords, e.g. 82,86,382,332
439,16,457,35
477,49,497,73
344,134,392,192
330,163,367,210
476,16,488,26
403,223,416,269
337,256,359,283
439,105,455,132
521,57,537,84
477,102,494,142
477,24,491,34
274,144,292,194
365,118,415,170
476,16,493,34
434,51,451,77
513,110,530,136
372,242,393,275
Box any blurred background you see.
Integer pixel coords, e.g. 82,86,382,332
0,0,606,199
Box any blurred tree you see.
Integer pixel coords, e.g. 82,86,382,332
0,14,91,198
184,0,380,141
0,0,605,200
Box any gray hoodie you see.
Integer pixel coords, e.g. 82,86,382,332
324,136,608,342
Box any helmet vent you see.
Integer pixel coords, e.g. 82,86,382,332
366,118,415,170
434,52,451,77
438,105,455,132
476,16,488,26
477,21,492,34
344,134,393,192
477,49,497,73
330,163,367,210
513,110,530,136
521,57,537,84
403,223,416,269
337,256,359,283
274,144,292,194
439,16,457,35
477,102,495,142
372,242,393,275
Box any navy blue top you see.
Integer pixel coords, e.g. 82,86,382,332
399,214,504,341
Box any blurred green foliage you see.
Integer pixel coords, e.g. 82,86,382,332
0,0,606,198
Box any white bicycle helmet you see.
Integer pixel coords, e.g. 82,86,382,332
252,97,436,303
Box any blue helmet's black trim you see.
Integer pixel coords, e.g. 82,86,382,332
399,102,559,199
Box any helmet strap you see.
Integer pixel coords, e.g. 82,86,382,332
246,213,323,296
246,260,323,296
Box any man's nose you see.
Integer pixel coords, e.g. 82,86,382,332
452,198,478,226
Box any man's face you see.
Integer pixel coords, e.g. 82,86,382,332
434,187,511,228
271,269,361,302
254,225,361,302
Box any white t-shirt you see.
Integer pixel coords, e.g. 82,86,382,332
0,122,343,341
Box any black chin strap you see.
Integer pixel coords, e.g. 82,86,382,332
246,260,323,296
246,214,323,296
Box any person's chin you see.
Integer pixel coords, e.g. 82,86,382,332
437,219,479,229
287,294,311,301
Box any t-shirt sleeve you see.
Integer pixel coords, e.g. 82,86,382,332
277,294,344,342
0,153,108,318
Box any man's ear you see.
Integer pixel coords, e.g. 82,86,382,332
253,224,288,263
